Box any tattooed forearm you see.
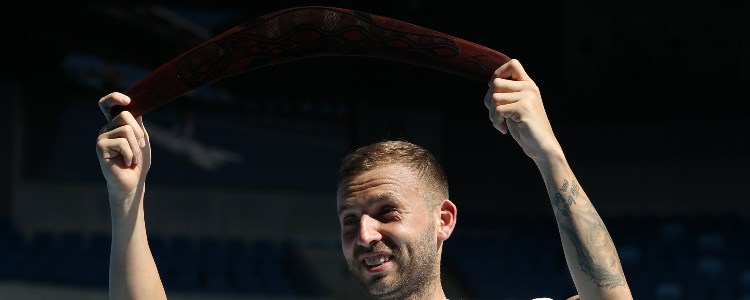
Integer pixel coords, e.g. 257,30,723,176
555,179,625,289
554,192,576,216
558,210,625,288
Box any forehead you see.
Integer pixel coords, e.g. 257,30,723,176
337,164,422,207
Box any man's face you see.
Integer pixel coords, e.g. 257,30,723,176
337,164,440,299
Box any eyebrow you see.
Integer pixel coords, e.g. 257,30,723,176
338,193,402,214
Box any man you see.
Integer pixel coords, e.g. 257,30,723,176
96,59,633,299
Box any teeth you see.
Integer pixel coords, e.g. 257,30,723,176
364,255,391,266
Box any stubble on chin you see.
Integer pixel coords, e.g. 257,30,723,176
347,257,396,296
350,241,439,299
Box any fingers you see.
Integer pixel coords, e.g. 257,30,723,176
99,92,130,122
135,116,149,142
489,108,508,134
483,88,493,109
485,77,535,108
487,91,523,134
485,82,524,134
101,110,146,149
486,59,539,135
98,125,143,166
96,103,147,167
489,77,527,93
490,102,526,134
96,136,136,167
492,58,533,82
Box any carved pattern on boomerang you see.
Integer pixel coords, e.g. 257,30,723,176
112,6,511,118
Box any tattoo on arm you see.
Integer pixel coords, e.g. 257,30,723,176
554,192,576,217
555,179,625,289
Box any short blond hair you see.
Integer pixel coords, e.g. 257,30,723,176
337,139,449,207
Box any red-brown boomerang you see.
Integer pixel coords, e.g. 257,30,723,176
111,6,511,119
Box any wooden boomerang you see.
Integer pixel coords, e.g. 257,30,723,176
110,6,511,119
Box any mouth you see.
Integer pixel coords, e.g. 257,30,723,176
362,254,394,271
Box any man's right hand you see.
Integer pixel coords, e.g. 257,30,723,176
95,92,151,200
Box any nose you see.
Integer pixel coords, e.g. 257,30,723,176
357,214,382,247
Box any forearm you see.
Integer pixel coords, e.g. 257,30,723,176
535,153,631,300
109,185,166,300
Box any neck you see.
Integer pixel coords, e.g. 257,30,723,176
419,283,446,300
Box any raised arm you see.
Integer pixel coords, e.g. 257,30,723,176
484,60,632,299
95,92,166,300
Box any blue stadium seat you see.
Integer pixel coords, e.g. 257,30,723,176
204,260,230,291
740,269,750,293
654,281,682,300
170,260,200,290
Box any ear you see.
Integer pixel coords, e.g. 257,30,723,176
436,199,457,242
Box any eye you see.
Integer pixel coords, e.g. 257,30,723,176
381,206,396,215
342,215,356,226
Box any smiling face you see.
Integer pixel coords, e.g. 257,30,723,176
338,164,440,299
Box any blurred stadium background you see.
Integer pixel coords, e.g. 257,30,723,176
1,1,749,299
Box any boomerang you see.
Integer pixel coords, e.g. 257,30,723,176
111,6,511,118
